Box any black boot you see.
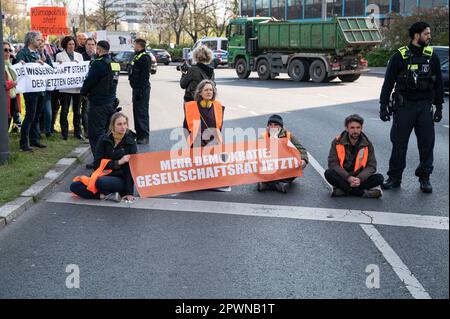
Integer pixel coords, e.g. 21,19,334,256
419,179,433,194
381,177,401,190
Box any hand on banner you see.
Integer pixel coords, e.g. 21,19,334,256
300,160,307,169
11,81,17,88
37,60,45,65
20,60,26,65
118,155,131,165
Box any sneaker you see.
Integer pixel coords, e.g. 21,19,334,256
257,182,269,192
103,192,121,203
419,179,433,194
275,182,289,193
362,186,383,198
211,186,231,192
331,187,346,197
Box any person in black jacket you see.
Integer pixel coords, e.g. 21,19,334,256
80,40,120,156
129,38,151,145
180,45,215,103
379,21,444,193
70,112,137,202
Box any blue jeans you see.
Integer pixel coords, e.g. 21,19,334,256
20,92,44,148
70,176,126,199
39,92,52,134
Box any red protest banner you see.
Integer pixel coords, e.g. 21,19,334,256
129,138,303,198
30,7,69,36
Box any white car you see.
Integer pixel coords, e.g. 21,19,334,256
186,37,229,68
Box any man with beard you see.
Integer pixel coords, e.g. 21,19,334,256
379,21,444,193
324,114,384,198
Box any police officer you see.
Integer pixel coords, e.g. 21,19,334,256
80,40,121,159
129,38,151,145
379,21,444,193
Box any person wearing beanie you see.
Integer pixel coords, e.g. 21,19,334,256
258,114,309,193
81,40,121,166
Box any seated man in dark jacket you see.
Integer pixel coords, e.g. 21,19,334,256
70,113,137,202
325,114,384,198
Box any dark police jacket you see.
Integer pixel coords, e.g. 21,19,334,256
93,131,138,196
128,49,151,89
80,54,117,105
380,43,444,106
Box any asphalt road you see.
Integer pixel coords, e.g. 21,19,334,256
0,65,448,299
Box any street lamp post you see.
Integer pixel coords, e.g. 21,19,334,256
0,0,10,165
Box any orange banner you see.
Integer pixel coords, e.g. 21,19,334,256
30,7,69,36
129,138,302,198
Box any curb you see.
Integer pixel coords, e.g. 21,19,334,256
0,145,91,231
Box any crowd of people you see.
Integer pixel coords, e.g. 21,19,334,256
5,20,445,203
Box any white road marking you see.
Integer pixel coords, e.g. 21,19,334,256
360,224,432,299
443,125,449,128
237,105,247,109
249,111,259,116
306,152,332,189
370,118,382,121
47,192,448,230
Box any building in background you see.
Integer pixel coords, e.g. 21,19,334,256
110,0,146,32
241,0,449,22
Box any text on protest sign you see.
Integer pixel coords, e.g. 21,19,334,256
129,138,303,198
30,7,69,36
12,61,90,93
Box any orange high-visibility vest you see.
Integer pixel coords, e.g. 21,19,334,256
72,159,112,194
336,144,369,172
261,130,291,140
184,100,223,146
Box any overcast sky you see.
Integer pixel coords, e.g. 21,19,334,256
27,0,97,14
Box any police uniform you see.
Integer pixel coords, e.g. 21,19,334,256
129,49,151,144
80,54,120,155
379,43,444,192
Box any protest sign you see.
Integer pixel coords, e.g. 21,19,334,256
30,7,69,36
129,138,303,198
11,61,90,93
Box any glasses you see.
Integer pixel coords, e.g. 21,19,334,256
4,48,13,53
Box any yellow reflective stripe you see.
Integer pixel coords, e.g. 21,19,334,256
398,46,409,60
423,46,433,56
408,64,419,70
111,62,121,72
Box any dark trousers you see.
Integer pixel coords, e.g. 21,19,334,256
132,86,150,140
70,176,126,199
324,169,384,196
60,93,81,138
20,92,44,148
51,90,62,133
262,177,296,187
88,102,115,155
387,99,435,181
80,96,89,137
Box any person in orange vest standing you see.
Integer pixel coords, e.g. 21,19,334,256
183,79,224,148
258,114,308,193
324,114,384,198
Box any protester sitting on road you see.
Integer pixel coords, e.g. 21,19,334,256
56,36,84,141
4,41,22,133
180,45,215,103
257,114,308,193
183,79,224,148
70,112,137,202
324,114,384,198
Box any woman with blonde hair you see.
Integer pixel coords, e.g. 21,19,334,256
180,45,215,102
70,112,137,202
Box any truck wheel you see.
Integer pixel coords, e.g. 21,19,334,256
288,59,308,82
309,60,327,83
338,74,361,82
235,58,251,79
324,76,337,83
256,59,271,80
